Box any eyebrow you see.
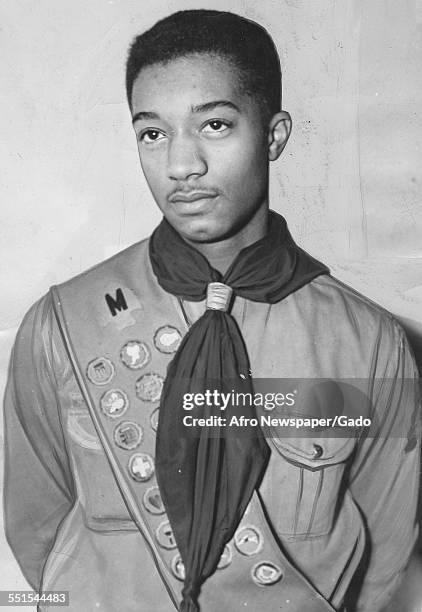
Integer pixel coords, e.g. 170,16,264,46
132,100,240,124
191,100,240,114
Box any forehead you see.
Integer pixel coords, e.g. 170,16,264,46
130,54,250,116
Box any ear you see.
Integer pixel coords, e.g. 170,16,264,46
268,111,292,161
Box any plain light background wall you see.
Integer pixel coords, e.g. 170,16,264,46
1,0,421,603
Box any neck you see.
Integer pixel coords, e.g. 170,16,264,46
184,205,269,275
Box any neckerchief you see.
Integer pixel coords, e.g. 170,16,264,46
149,211,329,611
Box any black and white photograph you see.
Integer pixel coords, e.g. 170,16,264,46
1,2,422,611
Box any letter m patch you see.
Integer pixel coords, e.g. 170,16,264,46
105,288,128,317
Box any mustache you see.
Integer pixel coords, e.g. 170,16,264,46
168,186,220,203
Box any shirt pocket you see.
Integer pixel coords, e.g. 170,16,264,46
64,390,139,528
263,436,356,539
66,392,102,452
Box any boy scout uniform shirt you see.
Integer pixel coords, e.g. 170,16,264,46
3,238,421,612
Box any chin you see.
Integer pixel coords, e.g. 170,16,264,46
180,228,225,245
172,217,231,244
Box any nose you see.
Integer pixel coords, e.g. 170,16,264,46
167,134,207,181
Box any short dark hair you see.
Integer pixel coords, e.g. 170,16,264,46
126,10,282,121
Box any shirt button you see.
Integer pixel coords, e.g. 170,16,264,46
312,444,323,459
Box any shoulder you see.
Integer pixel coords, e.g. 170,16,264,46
308,274,414,367
13,292,54,363
310,273,394,319
14,239,150,366
310,273,401,331
51,238,157,327
57,238,150,293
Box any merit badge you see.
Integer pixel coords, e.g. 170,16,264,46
120,341,150,370
217,545,233,570
113,421,143,451
150,408,159,433
135,373,164,403
128,452,155,482
154,325,182,354
100,389,129,419
143,486,165,515
251,561,283,586
234,525,263,556
171,554,186,581
87,357,115,386
155,521,177,550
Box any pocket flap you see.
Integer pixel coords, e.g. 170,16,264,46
270,436,355,470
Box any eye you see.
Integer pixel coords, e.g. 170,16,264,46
139,129,166,144
202,120,231,134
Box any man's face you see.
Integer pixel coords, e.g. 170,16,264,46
131,54,270,243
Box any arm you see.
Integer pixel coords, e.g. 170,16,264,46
348,320,421,612
3,294,75,590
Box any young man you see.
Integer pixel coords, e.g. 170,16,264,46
3,10,420,612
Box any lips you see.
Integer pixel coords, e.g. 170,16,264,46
168,190,219,203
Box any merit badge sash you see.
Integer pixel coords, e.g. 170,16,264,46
50,239,335,612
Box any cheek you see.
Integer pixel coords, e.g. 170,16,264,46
223,143,268,198
139,154,166,196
